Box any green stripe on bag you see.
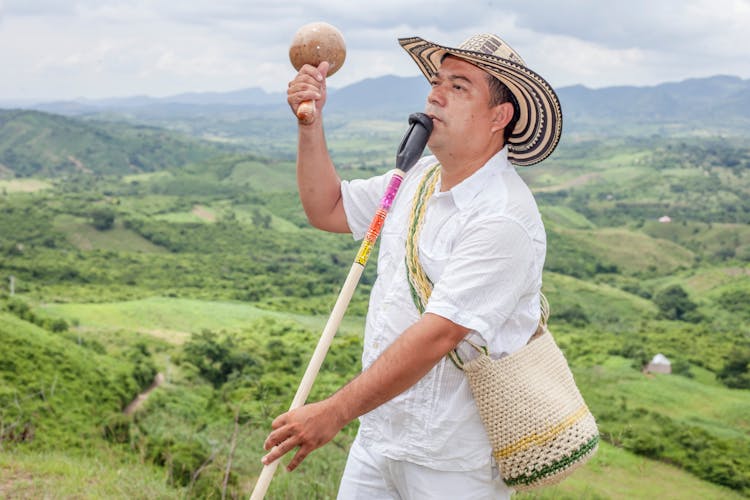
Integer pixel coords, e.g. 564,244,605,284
505,435,600,487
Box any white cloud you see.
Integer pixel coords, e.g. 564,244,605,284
0,0,748,101
3,0,78,16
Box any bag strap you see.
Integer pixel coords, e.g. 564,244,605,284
404,162,550,370
405,162,441,314
404,163,482,369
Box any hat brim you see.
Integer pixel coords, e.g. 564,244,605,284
399,36,562,166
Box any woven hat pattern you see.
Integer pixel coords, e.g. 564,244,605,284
399,34,563,166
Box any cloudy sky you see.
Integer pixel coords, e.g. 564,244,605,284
1,0,749,101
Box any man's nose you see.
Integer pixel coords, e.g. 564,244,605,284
427,85,444,106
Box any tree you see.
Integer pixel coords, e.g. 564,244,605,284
717,288,750,318
653,284,700,322
555,302,590,327
182,330,256,388
717,348,750,389
251,208,271,229
91,207,116,230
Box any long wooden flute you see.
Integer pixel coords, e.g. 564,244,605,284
250,113,433,499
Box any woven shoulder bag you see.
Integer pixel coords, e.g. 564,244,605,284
405,163,599,491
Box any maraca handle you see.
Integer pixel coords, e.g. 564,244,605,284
297,100,315,124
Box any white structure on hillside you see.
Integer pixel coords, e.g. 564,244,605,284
645,353,672,374
659,215,672,223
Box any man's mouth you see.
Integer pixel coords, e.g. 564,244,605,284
424,107,442,123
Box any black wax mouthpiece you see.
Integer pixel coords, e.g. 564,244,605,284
395,112,434,173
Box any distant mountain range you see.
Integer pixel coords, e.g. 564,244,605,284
2,74,749,137
559,75,750,134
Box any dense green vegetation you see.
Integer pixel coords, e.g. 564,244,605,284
1,110,749,498
0,109,231,177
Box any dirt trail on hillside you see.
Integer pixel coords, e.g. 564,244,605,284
192,204,216,222
123,372,165,415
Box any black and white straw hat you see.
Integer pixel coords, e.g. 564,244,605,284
399,34,563,166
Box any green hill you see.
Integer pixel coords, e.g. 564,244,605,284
642,220,750,261
0,308,181,497
38,297,365,345
0,310,152,449
53,214,167,253
0,449,180,498
8,299,748,498
559,226,695,275
1,110,749,497
0,109,228,178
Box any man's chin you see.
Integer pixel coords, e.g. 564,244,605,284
426,137,443,152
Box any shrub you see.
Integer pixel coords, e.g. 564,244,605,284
182,330,258,388
102,413,132,444
90,207,116,230
168,440,211,487
653,284,700,322
716,288,750,317
555,302,590,327
670,357,694,378
46,317,69,333
717,348,750,389
617,340,650,369
128,342,158,391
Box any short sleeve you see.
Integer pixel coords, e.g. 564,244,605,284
341,170,395,240
424,216,538,339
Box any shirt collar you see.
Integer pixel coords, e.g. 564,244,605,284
437,147,513,211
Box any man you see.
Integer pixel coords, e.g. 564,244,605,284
262,33,562,498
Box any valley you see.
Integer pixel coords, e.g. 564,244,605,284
1,77,749,498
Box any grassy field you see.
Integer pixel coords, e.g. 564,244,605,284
542,272,658,326
38,296,366,344
54,215,167,253
0,449,180,499
22,294,750,498
559,227,695,275
0,178,52,193
516,441,747,500
2,115,749,498
642,264,750,311
2,433,744,499
582,356,749,441
539,205,596,229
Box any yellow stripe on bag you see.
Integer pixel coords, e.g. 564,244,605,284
495,405,591,459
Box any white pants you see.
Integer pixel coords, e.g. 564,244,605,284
337,437,512,500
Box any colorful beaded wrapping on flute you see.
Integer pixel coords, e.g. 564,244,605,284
354,171,405,266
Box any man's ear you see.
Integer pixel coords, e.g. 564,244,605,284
490,101,515,134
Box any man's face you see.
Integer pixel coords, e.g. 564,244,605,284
424,56,496,155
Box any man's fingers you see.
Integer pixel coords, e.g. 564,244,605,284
286,77,323,110
270,413,288,430
261,434,299,465
287,77,322,94
288,90,321,107
264,425,294,450
317,61,330,81
295,63,326,83
286,446,311,472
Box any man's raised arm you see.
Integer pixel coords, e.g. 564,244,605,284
287,61,350,233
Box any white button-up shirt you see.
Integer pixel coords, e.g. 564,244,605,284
340,147,546,471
